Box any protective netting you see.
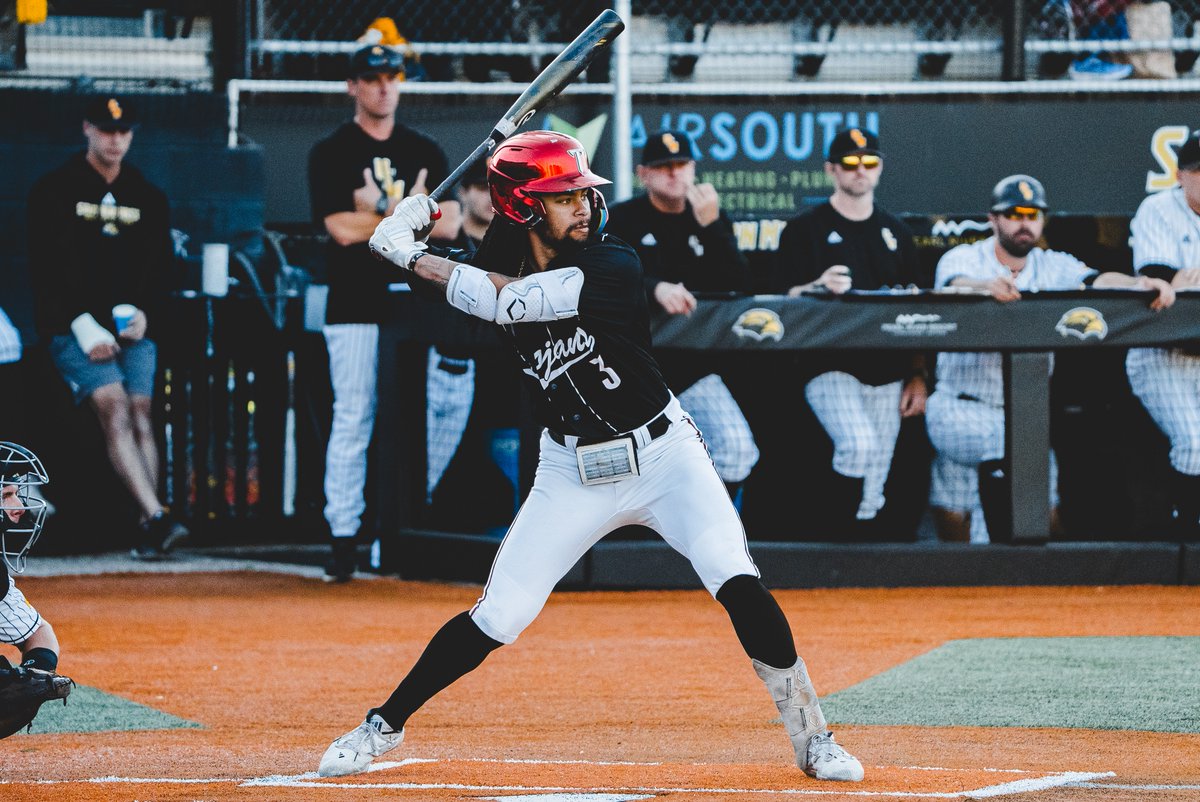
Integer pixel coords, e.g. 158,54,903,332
2,1,1199,87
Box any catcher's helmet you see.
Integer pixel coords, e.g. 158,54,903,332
0,442,50,575
488,131,611,227
990,174,1048,212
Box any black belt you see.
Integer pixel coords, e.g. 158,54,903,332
549,412,671,448
957,392,982,402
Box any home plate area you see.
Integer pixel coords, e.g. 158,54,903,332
244,757,1115,798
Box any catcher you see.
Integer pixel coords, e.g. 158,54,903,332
0,441,72,739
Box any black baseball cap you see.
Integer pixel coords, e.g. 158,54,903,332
991,174,1048,212
1174,129,1200,171
84,96,137,132
640,130,700,166
827,127,881,162
460,158,489,188
349,44,405,79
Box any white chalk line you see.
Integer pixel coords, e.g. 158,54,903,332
0,762,1121,798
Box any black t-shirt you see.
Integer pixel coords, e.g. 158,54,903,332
502,234,671,438
776,201,921,385
308,121,449,325
28,153,173,340
605,194,751,392
606,194,752,297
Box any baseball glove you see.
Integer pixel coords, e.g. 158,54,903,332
0,656,74,739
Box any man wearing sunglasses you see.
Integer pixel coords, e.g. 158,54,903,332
925,174,1173,542
1125,129,1200,537
775,128,926,536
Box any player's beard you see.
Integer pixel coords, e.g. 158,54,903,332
533,219,589,257
998,228,1037,258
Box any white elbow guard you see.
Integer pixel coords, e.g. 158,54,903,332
447,264,498,321
69,313,117,353
495,268,583,325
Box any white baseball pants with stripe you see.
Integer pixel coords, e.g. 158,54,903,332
677,374,759,483
804,372,902,519
469,400,759,644
323,324,379,537
1127,347,1200,476
426,346,476,502
0,577,43,644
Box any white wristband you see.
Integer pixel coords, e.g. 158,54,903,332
70,313,117,353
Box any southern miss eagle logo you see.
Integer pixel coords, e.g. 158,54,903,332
732,308,784,342
1055,307,1108,341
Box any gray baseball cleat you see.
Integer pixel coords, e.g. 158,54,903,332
318,713,404,777
804,731,864,782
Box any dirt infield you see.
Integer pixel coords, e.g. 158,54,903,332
2,573,1199,801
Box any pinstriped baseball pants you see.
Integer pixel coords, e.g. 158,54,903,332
323,324,379,537
805,372,902,519
677,374,759,483
1127,347,1200,476
0,577,42,644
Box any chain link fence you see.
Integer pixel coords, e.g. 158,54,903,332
2,1,1199,87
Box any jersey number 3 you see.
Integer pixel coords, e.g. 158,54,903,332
590,356,621,389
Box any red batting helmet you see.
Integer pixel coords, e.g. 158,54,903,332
488,131,611,227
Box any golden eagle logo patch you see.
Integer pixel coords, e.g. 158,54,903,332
732,308,784,342
1055,307,1108,341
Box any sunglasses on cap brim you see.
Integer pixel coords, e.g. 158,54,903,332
836,154,881,169
1000,206,1044,221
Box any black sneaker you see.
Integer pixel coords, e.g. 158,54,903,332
133,512,186,560
160,519,190,554
324,538,357,583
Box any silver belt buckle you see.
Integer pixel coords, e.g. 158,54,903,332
575,437,640,485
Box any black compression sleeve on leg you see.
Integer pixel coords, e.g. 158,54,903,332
716,574,798,669
375,611,503,731
21,648,58,672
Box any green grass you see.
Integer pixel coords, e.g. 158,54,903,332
16,684,202,735
822,636,1200,733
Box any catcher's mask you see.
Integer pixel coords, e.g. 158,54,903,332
0,442,50,574
488,131,611,232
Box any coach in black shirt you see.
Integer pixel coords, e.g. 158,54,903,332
776,127,926,533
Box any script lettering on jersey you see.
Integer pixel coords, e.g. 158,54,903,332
526,327,597,388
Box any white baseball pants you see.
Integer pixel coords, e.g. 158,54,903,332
677,374,759,484
469,399,759,644
323,324,379,537
804,372,902,519
1127,347,1200,476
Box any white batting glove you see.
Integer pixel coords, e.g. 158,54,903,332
369,195,439,269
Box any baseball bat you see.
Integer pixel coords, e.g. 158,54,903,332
428,9,624,203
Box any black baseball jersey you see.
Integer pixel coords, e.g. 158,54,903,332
309,121,449,325
27,153,173,340
776,201,921,385
606,195,751,393
502,234,671,438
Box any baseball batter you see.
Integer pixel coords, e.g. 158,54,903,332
606,129,759,499
775,128,926,531
0,443,59,673
317,131,863,782
308,43,461,581
926,175,1173,541
1126,129,1200,537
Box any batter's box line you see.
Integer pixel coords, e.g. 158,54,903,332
245,769,1116,798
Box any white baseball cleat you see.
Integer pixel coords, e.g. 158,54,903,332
318,713,404,777
803,731,864,782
